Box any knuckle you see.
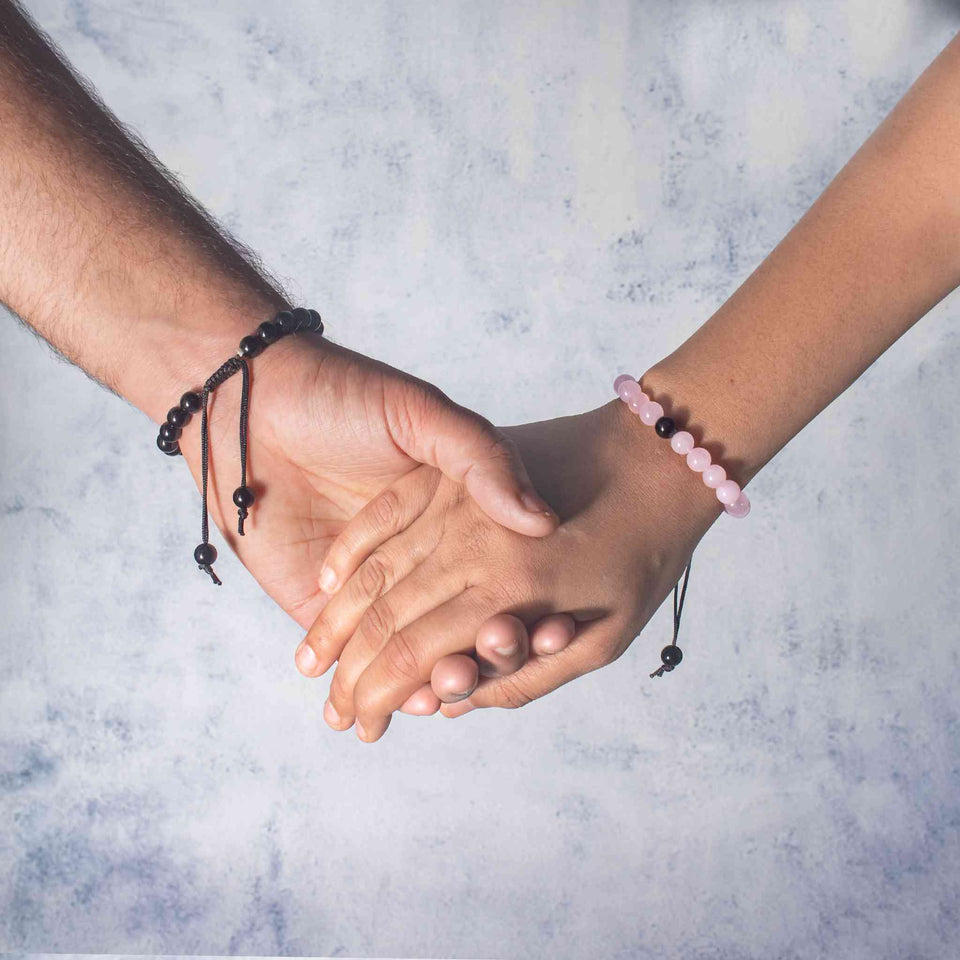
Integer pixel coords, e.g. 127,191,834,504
357,552,390,599
357,599,396,646
311,613,336,646
381,629,421,683
492,433,520,463
370,488,402,532
352,679,382,718
476,429,515,466
327,668,353,708
469,580,510,613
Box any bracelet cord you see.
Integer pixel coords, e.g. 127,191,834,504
649,560,692,678
198,355,247,585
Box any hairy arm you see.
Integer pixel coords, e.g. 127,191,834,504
0,0,287,419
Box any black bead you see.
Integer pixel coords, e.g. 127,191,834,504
232,485,256,508
159,421,181,442
194,543,217,566
307,308,324,334
660,644,683,667
291,307,312,332
167,406,190,428
180,391,202,413
276,309,297,334
257,320,282,344
156,435,181,455
655,416,676,439
238,335,265,358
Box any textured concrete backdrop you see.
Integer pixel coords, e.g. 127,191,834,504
2,1,959,957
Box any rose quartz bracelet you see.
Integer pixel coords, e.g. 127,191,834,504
614,374,751,518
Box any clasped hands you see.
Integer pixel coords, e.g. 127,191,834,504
186,330,720,742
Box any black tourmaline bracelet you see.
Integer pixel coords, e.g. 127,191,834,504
156,306,324,585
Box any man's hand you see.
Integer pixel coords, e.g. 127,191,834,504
183,331,557,635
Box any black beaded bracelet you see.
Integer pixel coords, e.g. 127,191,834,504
157,306,324,585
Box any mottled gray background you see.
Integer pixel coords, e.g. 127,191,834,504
2,1,959,957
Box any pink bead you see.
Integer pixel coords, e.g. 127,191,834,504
670,431,694,455
639,400,664,426
617,380,642,404
686,447,711,472
614,374,635,394
627,392,649,413
724,492,751,518
715,479,741,504
702,464,726,489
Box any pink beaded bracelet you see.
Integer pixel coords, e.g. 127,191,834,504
614,374,751,518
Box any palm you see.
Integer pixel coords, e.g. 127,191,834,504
182,337,422,627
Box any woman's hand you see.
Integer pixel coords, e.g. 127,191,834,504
303,398,726,741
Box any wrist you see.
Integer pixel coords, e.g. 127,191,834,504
117,285,293,425
637,348,774,489
603,396,724,539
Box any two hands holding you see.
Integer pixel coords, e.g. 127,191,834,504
6,3,959,746
189,332,720,742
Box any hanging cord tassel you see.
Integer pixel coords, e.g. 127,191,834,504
235,357,252,536
193,356,245,585
650,559,692,678
196,383,221,585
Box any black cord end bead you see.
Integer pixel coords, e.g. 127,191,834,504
661,644,683,667
233,486,255,536
194,543,217,566
233,486,255,509
655,416,676,439
651,645,683,677
194,543,221,585
180,391,202,413
159,421,182,443
238,335,265,359
307,309,324,335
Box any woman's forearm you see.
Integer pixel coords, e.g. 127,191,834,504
0,0,288,423
642,33,960,486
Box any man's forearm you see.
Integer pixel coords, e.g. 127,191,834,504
642,33,960,486
0,0,289,422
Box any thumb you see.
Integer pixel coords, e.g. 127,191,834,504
384,378,558,537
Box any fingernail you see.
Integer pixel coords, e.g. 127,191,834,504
323,698,341,727
355,719,368,740
520,492,553,516
493,643,518,657
318,566,338,594
295,641,318,675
